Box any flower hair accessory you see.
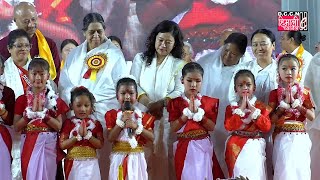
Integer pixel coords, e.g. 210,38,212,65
115,75,137,89
277,50,304,83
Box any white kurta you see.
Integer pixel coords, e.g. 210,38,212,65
304,52,320,180
198,48,242,176
59,39,127,123
130,53,185,180
59,39,127,180
291,46,313,84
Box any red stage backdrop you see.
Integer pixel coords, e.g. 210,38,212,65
0,0,281,60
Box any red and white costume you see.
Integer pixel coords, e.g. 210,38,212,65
14,88,69,180
269,84,315,180
167,94,224,180
224,97,271,180
105,108,155,180
61,117,103,180
0,84,15,180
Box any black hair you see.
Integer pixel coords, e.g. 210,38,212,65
251,29,276,44
224,32,248,55
60,39,79,52
82,12,106,31
28,57,50,72
0,54,5,68
234,69,256,87
70,86,96,111
116,77,138,97
7,29,30,48
108,35,122,49
277,53,301,68
182,62,204,78
286,31,306,46
143,20,184,66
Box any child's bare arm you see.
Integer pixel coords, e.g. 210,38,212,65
13,114,28,132
140,128,154,142
46,114,63,132
107,126,123,142
170,115,188,132
201,117,215,131
298,106,315,121
59,133,77,150
88,132,104,149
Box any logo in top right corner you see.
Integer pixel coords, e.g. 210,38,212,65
278,11,308,31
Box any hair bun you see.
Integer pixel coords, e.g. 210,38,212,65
300,34,306,41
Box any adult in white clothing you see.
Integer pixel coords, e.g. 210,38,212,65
1,29,31,99
130,20,185,180
0,29,32,180
304,52,320,180
198,32,248,176
59,12,127,179
280,31,313,84
238,29,278,104
236,29,278,180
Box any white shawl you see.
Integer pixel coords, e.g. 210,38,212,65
130,53,185,101
59,39,127,122
1,57,31,99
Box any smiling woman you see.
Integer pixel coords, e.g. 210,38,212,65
2,29,32,99
59,12,127,179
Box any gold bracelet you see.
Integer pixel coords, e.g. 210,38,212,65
0,110,7,116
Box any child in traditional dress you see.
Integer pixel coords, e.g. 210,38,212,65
59,86,104,180
13,57,69,180
0,55,15,180
224,69,271,180
269,54,315,180
106,76,155,180
167,62,221,180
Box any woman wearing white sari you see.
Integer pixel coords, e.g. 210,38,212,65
2,29,32,99
130,20,185,180
59,12,127,178
0,29,32,180
198,32,248,177
304,52,320,180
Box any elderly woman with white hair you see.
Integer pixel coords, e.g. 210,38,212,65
182,41,194,62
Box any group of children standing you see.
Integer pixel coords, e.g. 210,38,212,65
0,52,315,180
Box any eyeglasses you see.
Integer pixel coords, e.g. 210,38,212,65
12,44,32,49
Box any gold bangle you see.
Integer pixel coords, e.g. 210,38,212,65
0,110,7,116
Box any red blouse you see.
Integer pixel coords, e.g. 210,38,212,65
105,109,155,145
14,95,69,128
60,118,103,149
269,88,314,123
167,96,219,132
